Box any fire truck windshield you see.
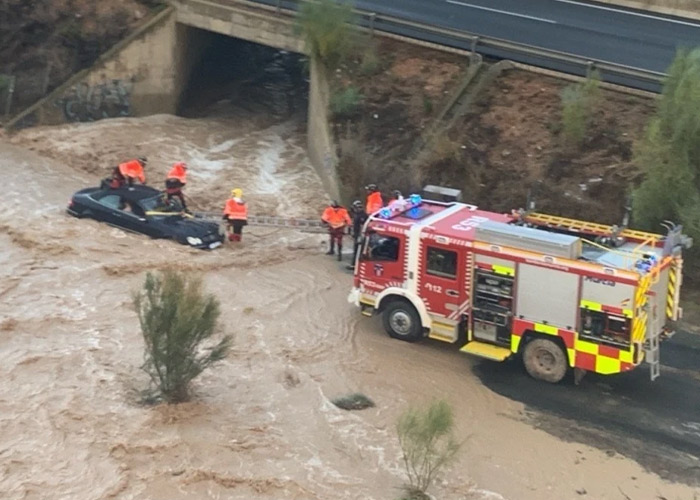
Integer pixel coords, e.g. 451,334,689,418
363,232,400,261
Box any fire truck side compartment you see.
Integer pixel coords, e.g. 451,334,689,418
516,264,579,330
649,266,671,334
475,221,582,260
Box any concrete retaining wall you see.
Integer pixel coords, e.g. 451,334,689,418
6,7,179,131
307,58,340,201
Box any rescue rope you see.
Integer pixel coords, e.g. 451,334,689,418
145,211,194,218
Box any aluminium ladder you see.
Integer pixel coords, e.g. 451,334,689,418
193,212,329,234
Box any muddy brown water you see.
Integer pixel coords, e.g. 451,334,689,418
1,112,698,500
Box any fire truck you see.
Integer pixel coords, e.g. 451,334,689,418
348,191,692,383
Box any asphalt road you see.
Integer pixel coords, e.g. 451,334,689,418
248,0,700,89
350,0,700,73
469,330,700,485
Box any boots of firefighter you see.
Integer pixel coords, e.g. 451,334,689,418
228,233,236,242
233,234,242,242
337,244,342,261
326,240,335,255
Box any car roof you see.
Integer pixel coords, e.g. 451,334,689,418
97,185,162,202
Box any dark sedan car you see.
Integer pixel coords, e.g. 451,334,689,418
67,185,224,249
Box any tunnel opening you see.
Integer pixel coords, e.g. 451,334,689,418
177,27,308,121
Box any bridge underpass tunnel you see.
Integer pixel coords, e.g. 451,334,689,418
176,26,308,120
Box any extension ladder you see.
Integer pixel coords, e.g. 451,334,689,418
194,212,328,234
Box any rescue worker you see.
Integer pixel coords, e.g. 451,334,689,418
321,200,352,261
346,199,368,270
389,190,403,205
111,156,147,188
365,184,383,214
165,161,188,212
223,188,248,242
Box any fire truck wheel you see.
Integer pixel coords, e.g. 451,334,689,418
523,338,568,383
382,301,422,342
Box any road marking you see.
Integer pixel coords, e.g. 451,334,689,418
554,0,700,28
446,0,557,24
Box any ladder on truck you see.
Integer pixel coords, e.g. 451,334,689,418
634,267,662,381
193,212,328,234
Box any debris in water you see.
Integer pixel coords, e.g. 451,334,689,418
331,392,375,411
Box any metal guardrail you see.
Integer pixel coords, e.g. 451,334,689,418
207,0,666,92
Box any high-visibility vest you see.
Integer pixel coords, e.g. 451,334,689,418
366,191,383,214
224,198,248,220
118,160,145,183
166,163,187,184
322,206,351,228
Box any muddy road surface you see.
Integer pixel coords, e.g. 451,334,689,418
1,114,698,500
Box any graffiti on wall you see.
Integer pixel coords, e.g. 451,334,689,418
56,79,132,122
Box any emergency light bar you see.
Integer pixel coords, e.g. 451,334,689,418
378,194,423,219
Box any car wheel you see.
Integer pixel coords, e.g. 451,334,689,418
523,338,568,383
382,300,422,342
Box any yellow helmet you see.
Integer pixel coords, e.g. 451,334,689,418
231,188,242,198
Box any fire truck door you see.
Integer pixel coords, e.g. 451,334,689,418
420,242,466,319
360,231,406,288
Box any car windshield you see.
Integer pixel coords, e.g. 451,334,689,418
139,195,163,212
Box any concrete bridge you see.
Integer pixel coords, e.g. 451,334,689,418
7,0,347,196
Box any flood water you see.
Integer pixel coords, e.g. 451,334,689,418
0,44,698,500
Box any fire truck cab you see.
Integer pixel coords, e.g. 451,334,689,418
348,194,691,383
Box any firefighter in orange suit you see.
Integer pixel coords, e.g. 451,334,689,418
321,200,352,261
111,156,147,188
223,188,248,242
365,184,383,214
165,161,188,212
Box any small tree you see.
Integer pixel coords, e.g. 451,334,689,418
134,269,231,404
397,400,461,499
633,48,700,259
560,70,600,148
296,0,355,71
330,86,363,118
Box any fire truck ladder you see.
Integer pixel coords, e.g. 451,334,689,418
634,265,662,381
525,213,662,243
193,212,328,234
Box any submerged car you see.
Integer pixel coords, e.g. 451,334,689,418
67,185,224,249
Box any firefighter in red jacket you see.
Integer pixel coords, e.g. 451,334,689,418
111,156,147,188
322,200,352,261
365,184,383,214
223,188,248,242
165,161,188,212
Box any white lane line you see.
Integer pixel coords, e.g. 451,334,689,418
446,0,558,24
554,0,700,28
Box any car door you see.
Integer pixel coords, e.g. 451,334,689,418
90,193,146,233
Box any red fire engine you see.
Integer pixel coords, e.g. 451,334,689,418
348,193,691,383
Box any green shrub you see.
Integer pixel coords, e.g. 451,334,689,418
422,95,433,115
296,0,355,70
633,48,700,262
359,47,381,75
134,269,232,404
560,70,600,148
330,86,363,118
397,400,461,498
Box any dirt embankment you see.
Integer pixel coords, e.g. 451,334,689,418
330,39,468,201
0,0,164,113
333,39,655,226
